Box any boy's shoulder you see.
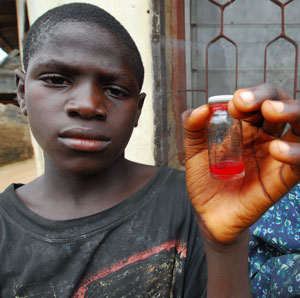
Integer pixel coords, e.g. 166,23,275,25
148,165,188,204
126,162,187,198
0,184,23,221
0,183,21,200
150,165,186,187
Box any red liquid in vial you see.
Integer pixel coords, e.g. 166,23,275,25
209,160,245,179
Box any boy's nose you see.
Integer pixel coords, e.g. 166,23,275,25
65,84,107,120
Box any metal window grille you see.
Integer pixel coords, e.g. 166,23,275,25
182,0,300,108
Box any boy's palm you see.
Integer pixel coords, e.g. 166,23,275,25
183,86,300,244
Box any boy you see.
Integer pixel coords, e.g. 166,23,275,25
0,2,299,297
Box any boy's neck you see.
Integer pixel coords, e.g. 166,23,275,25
16,155,158,220
43,154,132,198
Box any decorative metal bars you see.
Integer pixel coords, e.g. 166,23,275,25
183,0,299,102
205,0,238,103
264,0,299,98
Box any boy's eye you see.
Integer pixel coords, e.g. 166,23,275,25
39,74,71,86
103,85,129,99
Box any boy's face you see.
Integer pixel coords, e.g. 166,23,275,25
17,22,145,175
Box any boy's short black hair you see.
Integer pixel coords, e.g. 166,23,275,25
23,2,144,90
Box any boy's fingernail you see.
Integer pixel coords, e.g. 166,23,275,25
276,141,290,154
268,101,285,113
240,91,255,105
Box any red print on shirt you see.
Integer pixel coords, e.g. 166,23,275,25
72,239,187,298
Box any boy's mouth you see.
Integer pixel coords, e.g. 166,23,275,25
58,128,111,152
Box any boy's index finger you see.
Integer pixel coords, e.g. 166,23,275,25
233,83,291,113
261,99,300,122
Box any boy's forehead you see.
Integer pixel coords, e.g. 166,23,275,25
48,21,121,48
33,22,128,65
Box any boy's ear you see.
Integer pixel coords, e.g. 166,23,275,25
15,68,27,115
135,93,146,127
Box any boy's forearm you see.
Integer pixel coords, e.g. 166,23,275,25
203,229,252,298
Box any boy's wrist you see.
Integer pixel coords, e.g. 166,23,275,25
202,229,250,254
201,227,252,298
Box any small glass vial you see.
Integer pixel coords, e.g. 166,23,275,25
207,95,245,180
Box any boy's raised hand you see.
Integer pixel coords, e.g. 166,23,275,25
182,83,300,244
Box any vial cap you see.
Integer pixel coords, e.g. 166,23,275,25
208,95,233,103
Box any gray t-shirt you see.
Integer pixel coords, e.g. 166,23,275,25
0,166,206,297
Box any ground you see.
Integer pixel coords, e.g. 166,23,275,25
0,158,37,192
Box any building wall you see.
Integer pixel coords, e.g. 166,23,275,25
24,0,155,173
0,103,33,166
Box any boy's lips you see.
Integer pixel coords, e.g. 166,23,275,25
58,128,111,152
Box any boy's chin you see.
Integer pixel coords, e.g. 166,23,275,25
61,162,113,176
45,157,114,177
44,151,126,177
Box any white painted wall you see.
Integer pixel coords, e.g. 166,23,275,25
25,0,155,172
